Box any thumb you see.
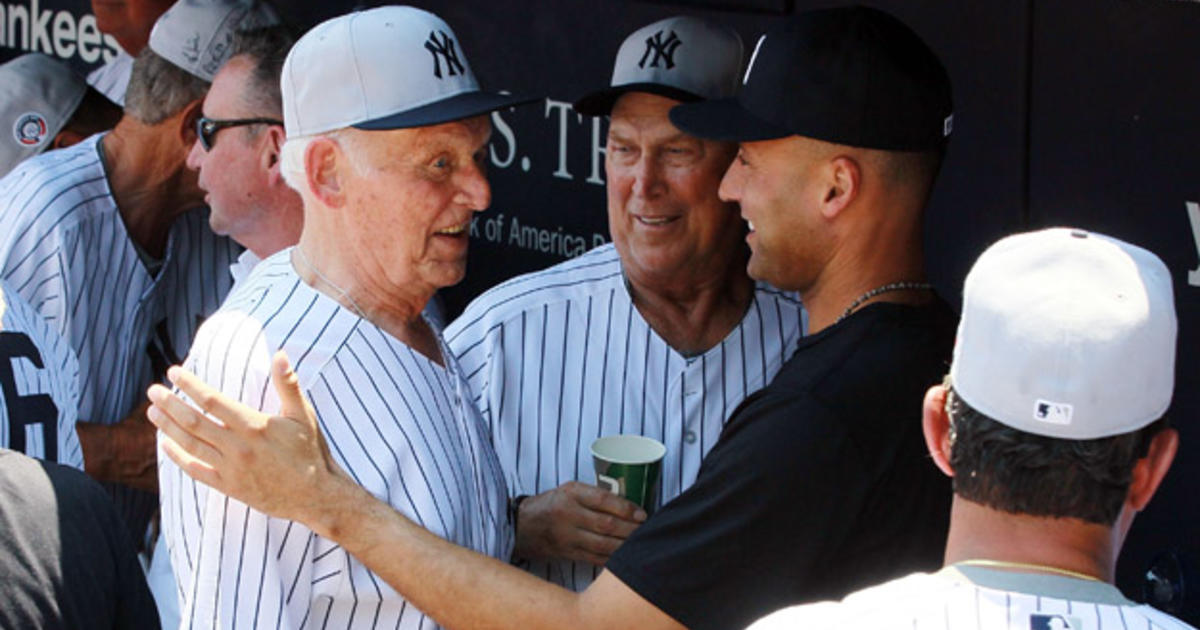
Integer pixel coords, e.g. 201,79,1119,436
270,350,312,421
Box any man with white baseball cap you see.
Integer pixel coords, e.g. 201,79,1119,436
155,6,535,628
444,15,803,591
0,53,121,177
748,227,1192,629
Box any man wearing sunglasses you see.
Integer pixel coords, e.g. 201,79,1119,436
186,25,302,285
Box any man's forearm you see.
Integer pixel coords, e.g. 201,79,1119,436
76,401,157,491
312,474,591,630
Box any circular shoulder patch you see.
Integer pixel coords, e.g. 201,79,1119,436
13,112,49,148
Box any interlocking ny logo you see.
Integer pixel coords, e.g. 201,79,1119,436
425,30,465,79
639,29,682,69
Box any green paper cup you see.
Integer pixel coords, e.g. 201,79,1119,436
591,435,666,513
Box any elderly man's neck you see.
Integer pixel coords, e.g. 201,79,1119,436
291,237,444,365
942,497,1118,584
102,117,199,259
622,245,754,357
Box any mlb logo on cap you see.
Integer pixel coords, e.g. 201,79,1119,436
1030,613,1083,630
282,5,535,138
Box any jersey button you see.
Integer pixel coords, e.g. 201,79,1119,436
684,430,697,444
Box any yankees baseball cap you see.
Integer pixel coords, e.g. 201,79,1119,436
573,15,744,116
0,53,88,177
282,6,537,138
669,5,953,151
148,0,280,82
950,228,1176,440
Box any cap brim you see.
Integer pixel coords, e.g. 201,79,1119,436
354,90,541,130
573,83,703,116
669,98,794,142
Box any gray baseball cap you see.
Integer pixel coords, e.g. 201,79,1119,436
0,53,88,178
573,16,744,116
148,0,280,82
951,228,1176,440
282,6,537,138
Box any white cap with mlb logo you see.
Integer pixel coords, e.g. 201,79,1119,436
281,5,537,138
950,227,1176,440
0,53,87,177
572,15,744,116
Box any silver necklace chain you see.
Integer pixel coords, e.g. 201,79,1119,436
292,246,369,320
836,281,932,324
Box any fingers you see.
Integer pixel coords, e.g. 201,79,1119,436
146,386,225,469
270,350,311,421
567,481,647,523
567,527,626,566
166,365,260,433
157,431,222,490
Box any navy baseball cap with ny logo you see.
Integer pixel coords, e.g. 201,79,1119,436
670,5,953,152
281,5,538,138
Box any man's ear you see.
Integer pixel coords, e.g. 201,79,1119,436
820,155,860,220
262,125,286,185
1126,428,1179,512
922,384,955,477
50,129,86,150
178,99,203,149
304,136,344,208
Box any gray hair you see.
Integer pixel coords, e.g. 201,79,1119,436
124,47,210,125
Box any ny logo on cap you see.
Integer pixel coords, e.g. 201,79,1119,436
425,30,465,79
639,30,682,70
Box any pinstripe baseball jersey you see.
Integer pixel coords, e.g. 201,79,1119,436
160,249,512,629
0,280,82,469
445,243,805,590
746,566,1197,630
0,133,240,533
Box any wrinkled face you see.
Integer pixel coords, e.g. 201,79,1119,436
336,116,492,292
185,56,279,249
718,136,829,291
90,0,174,53
605,92,740,282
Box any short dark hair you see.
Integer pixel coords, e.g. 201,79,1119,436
62,85,122,138
229,24,296,118
945,382,1166,525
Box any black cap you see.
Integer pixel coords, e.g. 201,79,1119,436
669,5,953,151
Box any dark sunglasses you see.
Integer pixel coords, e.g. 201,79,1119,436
196,116,284,151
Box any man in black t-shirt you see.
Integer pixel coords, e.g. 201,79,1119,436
145,6,958,630
0,447,159,629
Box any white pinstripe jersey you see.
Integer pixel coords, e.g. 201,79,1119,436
746,566,1197,630
0,134,240,428
445,243,805,590
160,249,512,629
0,280,81,468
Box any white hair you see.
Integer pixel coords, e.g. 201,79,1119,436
279,129,366,194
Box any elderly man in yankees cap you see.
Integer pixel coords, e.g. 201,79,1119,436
148,6,957,630
154,6,535,627
444,15,803,590
748,228,1192,630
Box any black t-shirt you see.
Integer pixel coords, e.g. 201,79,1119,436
605,299,957,630
0,448,160,629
